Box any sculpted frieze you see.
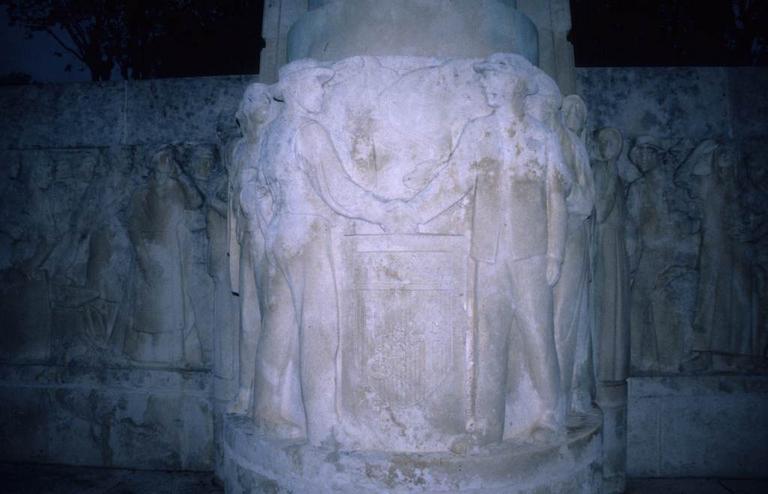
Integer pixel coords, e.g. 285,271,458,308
228,53,596,452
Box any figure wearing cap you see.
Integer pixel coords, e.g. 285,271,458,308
404,53,570,443
252,60,395,445
470,54,570,443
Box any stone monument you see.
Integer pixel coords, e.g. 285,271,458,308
222,2,602,492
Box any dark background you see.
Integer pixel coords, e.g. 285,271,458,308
1,0,766,83
571,0,768,66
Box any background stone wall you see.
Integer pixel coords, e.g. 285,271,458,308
1,66,765,475
578,67,768,375
578,67,768,477
0,75,252,470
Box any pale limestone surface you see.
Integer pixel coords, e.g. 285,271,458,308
226,83,280,416
1,62,766,487
517,0,577,94
223,413,601,493
287,0,538,66
260,1,577,90
221,53,600,491
554,94,595,419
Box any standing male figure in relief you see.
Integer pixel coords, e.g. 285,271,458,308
400,54,571,443
471,56,570,443
228,82,278,414
252,60,392,444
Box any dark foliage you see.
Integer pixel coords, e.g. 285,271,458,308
1,0,265,81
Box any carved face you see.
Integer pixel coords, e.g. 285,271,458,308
715,147,737,182
237,85,272,136
596,129,622,161
281,68,332,115
479,72,507,108
152,150,175,183
629,145,660,172
563,97,587,134
191,149,215,180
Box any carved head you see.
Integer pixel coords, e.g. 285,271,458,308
150,146,177,183
523,73,562,124
595,127,623,162
715,144,739,182
236,83,273,137
629,136,663,172
190,146,216,181
562,95,587,135
474,53,534,112
276,60,334,114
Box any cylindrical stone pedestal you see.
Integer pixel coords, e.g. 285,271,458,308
223,413,602,493
221,2,605,492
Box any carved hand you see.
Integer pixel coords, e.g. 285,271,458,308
546,255,562,287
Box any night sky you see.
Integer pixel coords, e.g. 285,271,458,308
1,0,766,84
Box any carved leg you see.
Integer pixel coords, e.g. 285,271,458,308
472,260,513,445
297,223,340,445
252,258,306,440
230,244,261,414
510,256,563,441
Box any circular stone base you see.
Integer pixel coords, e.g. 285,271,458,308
222,414,602,493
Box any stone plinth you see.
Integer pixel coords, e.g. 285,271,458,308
222,413,602,493
627,375,768,478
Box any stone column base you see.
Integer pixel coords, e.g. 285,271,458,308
222,414,602,493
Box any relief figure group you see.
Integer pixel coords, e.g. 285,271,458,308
226,53,611,449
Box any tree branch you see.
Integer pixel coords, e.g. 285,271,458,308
44,27,85,63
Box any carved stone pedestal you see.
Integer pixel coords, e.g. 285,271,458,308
222,414,602,493
220,50,604,491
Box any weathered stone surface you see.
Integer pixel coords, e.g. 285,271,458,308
626,375,768,478
577,67,768,375
0,82,125,149
0,144,222,370
0,140,231,471
728,68,768,141
220,50,601,491
125,76,253,146
225,54,595,456
287,0,538,65
577,67,730,144
223,413,602,494
0,76,251,150
0,365,213,470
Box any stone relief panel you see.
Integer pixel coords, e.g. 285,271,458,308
228,53,597,453
0,144,226,370
593,134,768,375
